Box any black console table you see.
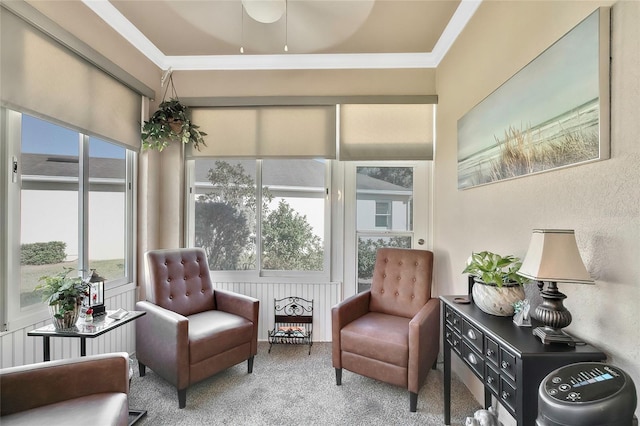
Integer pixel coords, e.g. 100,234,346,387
440,295,606,425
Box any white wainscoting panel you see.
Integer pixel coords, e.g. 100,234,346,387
0,284,137,368
1,281,341,368
214,281,341,342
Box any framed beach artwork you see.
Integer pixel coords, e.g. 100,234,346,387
457,8,610,190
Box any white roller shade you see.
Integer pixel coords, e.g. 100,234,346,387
339,104,434,160
188,106,336,158
1,9,141,149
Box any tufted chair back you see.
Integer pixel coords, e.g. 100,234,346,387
145,248,215,317
369,248,433,319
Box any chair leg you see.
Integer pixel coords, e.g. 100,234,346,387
432,359,438,370
138,361,146,377
178,388,187,409
248,356,254,374
410,391,418,412
335,368,342,385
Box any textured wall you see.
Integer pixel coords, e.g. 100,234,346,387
434,0,639,422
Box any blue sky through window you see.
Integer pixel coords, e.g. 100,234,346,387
21,114,125,158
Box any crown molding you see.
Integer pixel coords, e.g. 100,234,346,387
81,0,482,71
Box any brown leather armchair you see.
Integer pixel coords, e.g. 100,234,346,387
136,248,259,408
332,248,440,412
1,352,130,425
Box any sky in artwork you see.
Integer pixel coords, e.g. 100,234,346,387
457,10,601,161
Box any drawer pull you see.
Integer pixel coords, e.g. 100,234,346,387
502,391,510,400
467,353,478,365
446,332,451,338
486,349,494,357
501,360,510,369
453,339,459,346
486,377,494,384
466,329,477,340
453,318,459,325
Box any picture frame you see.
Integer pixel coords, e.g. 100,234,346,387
457,8,610,190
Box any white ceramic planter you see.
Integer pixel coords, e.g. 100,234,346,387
472,280,525,316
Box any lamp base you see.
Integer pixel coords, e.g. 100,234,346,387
533,326,575,346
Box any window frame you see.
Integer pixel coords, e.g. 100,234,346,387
1,108,136,332
185,158,332,283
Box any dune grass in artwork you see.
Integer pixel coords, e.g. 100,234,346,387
456,9,608,189
487,125,599,184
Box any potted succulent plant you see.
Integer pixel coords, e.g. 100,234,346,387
463,251,528,316
36,267,88,329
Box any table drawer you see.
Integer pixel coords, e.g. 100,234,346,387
444,305,462,333
445,326,462,355
462,342,484,379
485,337,499,366
500,376,517,414
462,319,483,353
500,348,517,381
485,363,500,395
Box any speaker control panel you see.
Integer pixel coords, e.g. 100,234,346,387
543,363,626,403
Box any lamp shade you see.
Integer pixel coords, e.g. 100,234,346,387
518,229,594,284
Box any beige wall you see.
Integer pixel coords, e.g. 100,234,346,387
169,68,437,98
434,0,640,420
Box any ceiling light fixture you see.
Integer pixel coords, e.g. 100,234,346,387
284,0,288,52
240,3,244,54
242,0,285,24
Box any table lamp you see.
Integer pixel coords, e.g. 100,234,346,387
517,229,594,346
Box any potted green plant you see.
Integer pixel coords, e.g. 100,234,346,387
463,251,528,316
141,98,207,152
463,251,528,287
36,267,88,329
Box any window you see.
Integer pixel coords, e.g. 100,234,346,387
188,158,329,278
4,110,135,327
375,201,392,229
88,137,128,283
355,166,415,292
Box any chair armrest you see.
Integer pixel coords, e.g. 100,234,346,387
135,300,189,389
215,289,260,355
331,291,371,367
0,352,129,416
408,298,440,393
215,289,259,324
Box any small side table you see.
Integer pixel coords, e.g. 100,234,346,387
28,310,145,361
28,310,147,425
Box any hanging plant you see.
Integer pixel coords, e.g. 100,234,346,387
141,75,207,152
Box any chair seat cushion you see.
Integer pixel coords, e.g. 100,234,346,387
1,393,128,426
188,310,254,364
340,312,410,367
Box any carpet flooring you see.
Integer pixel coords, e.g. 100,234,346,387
128,342,480,425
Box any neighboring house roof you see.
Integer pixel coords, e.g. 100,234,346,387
22,153,409,193
195,159,409,192
21,153,125,179
356,174,409,192
194,159,324,188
